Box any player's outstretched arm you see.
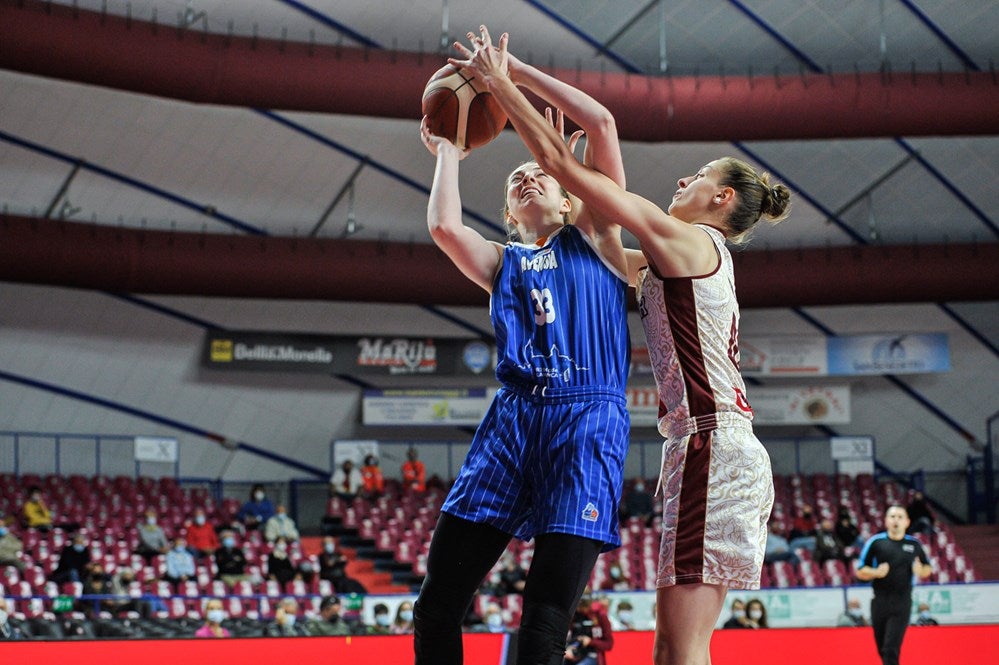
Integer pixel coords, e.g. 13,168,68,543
421,117,503,293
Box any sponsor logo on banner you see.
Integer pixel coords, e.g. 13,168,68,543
210,339,234,362
233,343,333,364
356,337,437,374
462,341,492,374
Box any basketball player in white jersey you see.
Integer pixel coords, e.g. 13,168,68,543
457,27,792,665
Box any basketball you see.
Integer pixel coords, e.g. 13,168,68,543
422,64,508,150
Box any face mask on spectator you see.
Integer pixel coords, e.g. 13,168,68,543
207,609,225,624
733,609,746,619
73,543,86,552
175,542,187,552
194,515,206,525
0,609,8,625
146,516,156,526
486,613,504,628
324,543,335,554
254,491,265,501
748,609,763,620
284,614,296,628
0,527,7,537
375,614,391,627
399,609,414,623
618,610,633,624
223,537,235,548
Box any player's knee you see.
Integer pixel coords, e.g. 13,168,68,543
413,593,464,634
517,601,572,665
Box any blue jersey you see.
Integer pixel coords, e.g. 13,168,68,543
490,225,630,391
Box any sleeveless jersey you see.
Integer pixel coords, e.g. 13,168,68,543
490,224,630,392
636,224,753,439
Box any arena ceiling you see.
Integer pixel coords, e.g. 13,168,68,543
0,0,997,309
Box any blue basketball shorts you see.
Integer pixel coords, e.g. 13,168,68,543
441,385,629,551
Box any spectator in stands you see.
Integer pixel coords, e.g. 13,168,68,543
392,600,416,635
764,521,800,566
564,595,614,665
837,598,869,627
906,491,935,535
317,536,368,595
610,600,638,631
21,485,53,531
815,518,850,566
722,598,751,629
297,557,316,586
360,454,385,500
835,506,864,554
237,484,275,532
266,537,296,588
365,602,393,635
330,460,363,502
913,602,938,626
599,562,630,592
267,597,309,637
305,594,352,636
745,598,769,628
478,601,507,633
401,446,426,493
264,504,300,543
184,508,219,560
135,509,170,564
318,536,348,583
215,530,250,588
195,597,230,637
0,518,26,573
164,536,196,592
50,530,92,584
78,564,111,617
497,553,528,595
619,479,655,527
789,504,818,551
0,595,27,640
107,566,144,617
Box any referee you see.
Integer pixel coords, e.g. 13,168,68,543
856,505,933,665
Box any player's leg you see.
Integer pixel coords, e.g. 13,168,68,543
516,532,602,665
652,582,727,665
413,513,511,664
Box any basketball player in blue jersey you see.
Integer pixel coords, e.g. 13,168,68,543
460,27,793,665
414,39,637,665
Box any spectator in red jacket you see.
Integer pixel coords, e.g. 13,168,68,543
564,596,614,665
184,508,219,560
401,447,426,493
360,454,385,499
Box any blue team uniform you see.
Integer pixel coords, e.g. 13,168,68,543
442,225,631,550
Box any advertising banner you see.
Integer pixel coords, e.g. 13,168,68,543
202,331,494,376
362,389,495,426
827,333,950,375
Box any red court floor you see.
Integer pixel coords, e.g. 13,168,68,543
3,624,996,664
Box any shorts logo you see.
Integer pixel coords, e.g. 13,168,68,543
581,502,599,522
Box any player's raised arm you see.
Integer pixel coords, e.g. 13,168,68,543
420,117,503,293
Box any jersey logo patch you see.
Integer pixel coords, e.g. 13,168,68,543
734,387,753,413
581,502,599,522
903,544,915,552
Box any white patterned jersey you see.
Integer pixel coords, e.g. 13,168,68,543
636,224,753,439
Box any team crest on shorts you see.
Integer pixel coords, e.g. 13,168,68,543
581,502,599,522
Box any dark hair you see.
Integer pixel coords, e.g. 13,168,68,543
716,157,791,244
746,598,769,628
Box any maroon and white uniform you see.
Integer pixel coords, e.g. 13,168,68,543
636,224,773,590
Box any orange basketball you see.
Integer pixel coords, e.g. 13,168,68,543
422,64,508,150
